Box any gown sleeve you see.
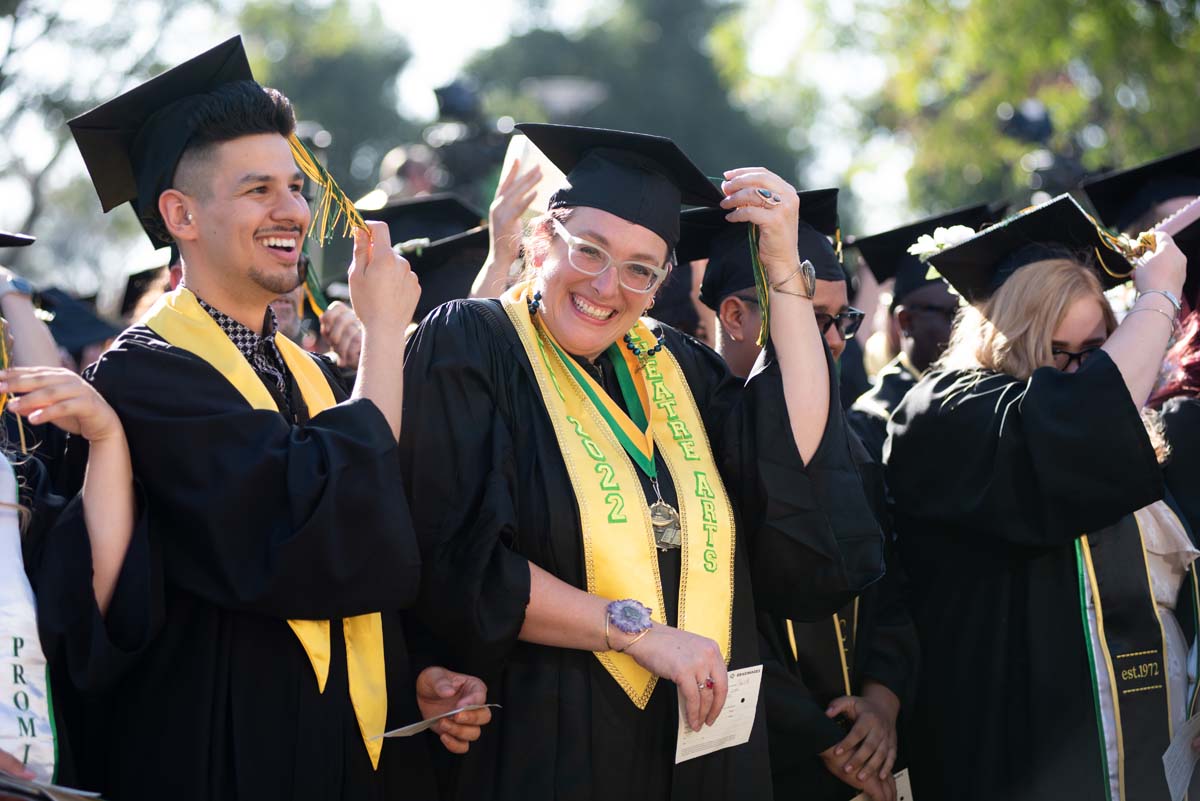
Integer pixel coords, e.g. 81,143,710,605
886,350,1163,547
664,329,885,622
83,333,422,621
398,301,532,674
1161,396,1200,535
21,448,158,691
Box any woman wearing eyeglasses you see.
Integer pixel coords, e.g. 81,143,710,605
885,195,1191,801
399,125,883,801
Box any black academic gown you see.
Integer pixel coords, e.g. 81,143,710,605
846,355,921,464
1162,397,1200,534
69,324,436,801
17,430,152,790
886,352,1164,801
399,300,884,801
760,421,919,801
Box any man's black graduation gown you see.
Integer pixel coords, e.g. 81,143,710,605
399,300,884,801
886,353,1164,801
847,355,920,463
68,324,436,801
759,420,919,801
1162,397,1200,533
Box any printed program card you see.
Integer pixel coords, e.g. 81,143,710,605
674,665,762,764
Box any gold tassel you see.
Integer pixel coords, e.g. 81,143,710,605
748,225,770,347
287,133,370,245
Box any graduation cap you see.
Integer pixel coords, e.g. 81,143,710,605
68,36,256,245
853,203,999,308
38,288,124,354
1082,145,1200,231
514,123,724,251
0,232,34,248
926,194,1135,303
121,265,172,319
678,188,842,311
359,194,485,247
1082,146,1200,308
399,226,489,319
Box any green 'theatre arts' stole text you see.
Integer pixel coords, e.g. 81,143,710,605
503,282,735,707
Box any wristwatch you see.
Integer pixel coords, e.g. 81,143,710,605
0,274,34,300
770,259,816,299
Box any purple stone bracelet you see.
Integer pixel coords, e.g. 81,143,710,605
607,598,653,634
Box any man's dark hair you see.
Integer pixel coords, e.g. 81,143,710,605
143,81,297,240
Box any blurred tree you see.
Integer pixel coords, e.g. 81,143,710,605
238,0,419,279
842,0,1200,212
464,0,801,184
0,0,203,286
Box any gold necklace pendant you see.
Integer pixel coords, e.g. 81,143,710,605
650,499,682,551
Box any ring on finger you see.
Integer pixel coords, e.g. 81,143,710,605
755,187,783,207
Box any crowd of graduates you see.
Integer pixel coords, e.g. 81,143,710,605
2,34,1199,801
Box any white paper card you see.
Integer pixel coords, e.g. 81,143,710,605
849,768,913,801
674,665,762,764
1163,712,1200,801
371,704,501,740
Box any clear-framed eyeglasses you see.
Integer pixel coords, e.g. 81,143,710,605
551,218,669,294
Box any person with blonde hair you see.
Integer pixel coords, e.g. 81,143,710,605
885,195,1191,801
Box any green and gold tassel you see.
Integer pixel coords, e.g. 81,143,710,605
748,225,770,347
287,133,371,318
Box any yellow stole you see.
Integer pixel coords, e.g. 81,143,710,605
142,287,387,769
502,284,735,707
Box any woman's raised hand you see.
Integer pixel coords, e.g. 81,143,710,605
0,367,123,442
719,168,801,285
1133,229,1186,297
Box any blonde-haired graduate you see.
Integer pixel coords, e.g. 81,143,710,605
886,195,1192,801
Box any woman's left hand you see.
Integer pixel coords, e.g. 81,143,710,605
415,666,494,754
0,367,123,443
719,168,800,284
825,682,900,782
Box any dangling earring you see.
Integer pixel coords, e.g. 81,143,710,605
527,290,543,315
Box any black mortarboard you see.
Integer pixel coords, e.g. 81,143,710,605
1082,145,1200,231
68,36,256,245
679,188,842,311
121,265,172,319
359,194,485,246
927,194,1135,303
38,288,124,354
1082,146,1200,308
854,203,998,308
0,232,34,248
515,123,724,251
400,226,489,319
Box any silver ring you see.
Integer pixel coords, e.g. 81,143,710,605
697,681,707,691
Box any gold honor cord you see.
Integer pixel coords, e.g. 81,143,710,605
287,133,372,319
142,288,389,769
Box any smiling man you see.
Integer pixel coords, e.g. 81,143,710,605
65,38,490,800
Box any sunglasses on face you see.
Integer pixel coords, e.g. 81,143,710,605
733,295,864,340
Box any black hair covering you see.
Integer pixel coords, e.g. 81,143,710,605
926,194,1135,303
852,202,999,308
515,124,724,252
68,36,258,244
677,188,842,311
